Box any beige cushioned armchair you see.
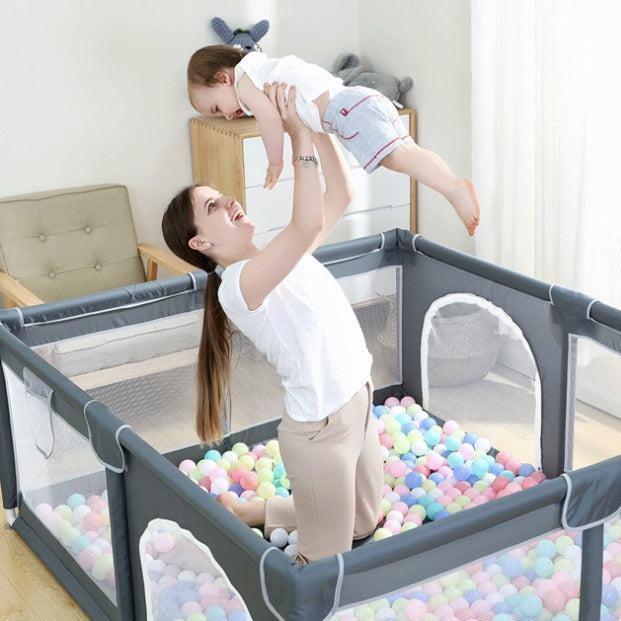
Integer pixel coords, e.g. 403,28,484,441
0,184,194,307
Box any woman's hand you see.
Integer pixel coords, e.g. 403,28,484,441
263,82,308,138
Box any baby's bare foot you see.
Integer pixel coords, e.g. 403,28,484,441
448,177,480,236
216,493,266,527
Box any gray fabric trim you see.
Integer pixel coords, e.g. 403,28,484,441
259,547,287,621
0,356,18,509
578,525,604,621
83,400,130,474
564,335,578,471
561,466,621,531
585,297,597,319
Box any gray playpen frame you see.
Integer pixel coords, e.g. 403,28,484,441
0,228,620,621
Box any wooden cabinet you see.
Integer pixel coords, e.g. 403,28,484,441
190,109,417,246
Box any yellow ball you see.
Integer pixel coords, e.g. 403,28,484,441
257,481,276,499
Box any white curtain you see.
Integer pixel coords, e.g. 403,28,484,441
471,0,621,308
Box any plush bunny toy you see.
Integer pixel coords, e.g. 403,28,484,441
211,17,270,52
333,53,413,108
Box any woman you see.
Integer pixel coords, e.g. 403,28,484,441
162,83,383,563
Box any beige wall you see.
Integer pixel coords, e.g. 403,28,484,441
0,0,359,247
359,0,474,253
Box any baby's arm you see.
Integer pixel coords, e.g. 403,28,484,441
237,74,284,188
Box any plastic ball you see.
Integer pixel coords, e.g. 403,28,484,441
257,481,276,499
270,528,289,548
153,532,175,554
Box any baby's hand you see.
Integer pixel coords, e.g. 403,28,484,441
264,160,283,190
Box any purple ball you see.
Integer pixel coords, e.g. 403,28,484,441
464,589,482,603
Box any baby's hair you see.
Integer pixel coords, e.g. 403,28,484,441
187,44,247,87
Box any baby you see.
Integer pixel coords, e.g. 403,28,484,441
188,45,480,235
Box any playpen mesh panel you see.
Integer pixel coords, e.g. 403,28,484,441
139,518,251,621
333,529,582,621
421,294,541,467
2,361,117,603
31,267,400,452
570,337,621,470
603,515,621,618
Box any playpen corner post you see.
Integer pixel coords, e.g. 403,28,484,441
578,524,604,621
106,467,136,620
0,351,19,513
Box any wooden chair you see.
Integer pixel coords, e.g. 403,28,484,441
0,184,194,308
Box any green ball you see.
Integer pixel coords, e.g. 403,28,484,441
394,438,410,455
354,606,374,620
372,527,392,541
257,481,276,499
237,455,255,470
91,554,114,581
55,504,73,521
232,442,249,456
565,598,580,620
257,468,274,483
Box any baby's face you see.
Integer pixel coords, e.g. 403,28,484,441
190,80,244,120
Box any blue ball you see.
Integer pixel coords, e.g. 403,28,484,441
274,463,286,479
492,603,511,614
447,452,465,468
71,534,91,555
275,487,289,497
401,422,414,434
405,472,423,489
424,429,441,447
492,613,513,621
228,611,247,621
373,405,389,417
400,494,418,507
409,591,428,602
158,601,181,621
429,472,444,484
418,495,433,508
521,595,542,617
490,463,504,475
435,509,450,520
205,604,227,620
402,452,416,463
454,466,471,481
536,539,556,559
505,593,521,609
426,501,443,519
499,470,515,481
467,474,480,485
464,589,482,604
602,584,619,607
67,493,85,509
420,417,436,431
229,483,243,495
445,435,461,452
519,463,536,477
533,556,554,578
551,616,571,621
499,555,522,579
397,413,411,426
463,432,478,445
205,449,221,461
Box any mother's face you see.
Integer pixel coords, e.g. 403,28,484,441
187,186,253,256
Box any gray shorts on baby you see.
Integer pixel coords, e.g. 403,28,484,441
321,85,413,173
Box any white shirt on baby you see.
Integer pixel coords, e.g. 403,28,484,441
217,252,373,422
234,51,345,133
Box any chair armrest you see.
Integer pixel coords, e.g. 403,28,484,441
137,243,196,279
0,271,45,307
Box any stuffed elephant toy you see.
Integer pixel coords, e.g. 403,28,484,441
333,53,413,108
211,17,270,52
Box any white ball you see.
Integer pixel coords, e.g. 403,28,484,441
284,543,299,557
386,510,404,524
269,528,289,548
178,570,196,582
475,438,492,453
222,451,239,465
210,479,229,495
287,530,298,545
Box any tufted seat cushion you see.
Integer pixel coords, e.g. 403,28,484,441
0,184,146,302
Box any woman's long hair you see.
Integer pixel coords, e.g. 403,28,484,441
162,185,233,443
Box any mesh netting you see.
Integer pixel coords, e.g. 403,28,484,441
2,362,117,602
571,337,621,470
29,267,400,452
333,530,583,621
139,518,251,621
422,295,540,466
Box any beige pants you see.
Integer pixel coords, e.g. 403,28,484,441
263,380,383,563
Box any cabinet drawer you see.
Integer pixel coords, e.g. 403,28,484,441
253,204,410,248
245,167,410,234
243,135,360,187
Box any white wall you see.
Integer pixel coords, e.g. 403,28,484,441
358,0,474,254
0,0,359,247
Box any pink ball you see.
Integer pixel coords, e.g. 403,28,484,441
179,459,195,474
552,571,572,586
415,466,430,477
435,605,454,619
252,444,267,458
195,572,214,584
401,396,416,407
405,598,427,620
450,597,468,611
512,576,529,590
240,490,256,501
458,444,475,460
153,533,175,554
384,519,401,534
158,575,177,590
384,397,401,407
479,581,496,595
181,601,202,615
240,471,258,491
404,514,423,526
229,468,243,483
388,461,408,478
225,598,243,613
82,512,103,532
505,482,523,494
392,501,409,516
443,420,459,435
495,451,509,465
85,530,98,541
200,594,219,609
88,497,108,513
379,434,394,449
426,453,444,470
558,581,580,599
505,459,521,474
163,565,181,577
208,467,227,482
534,578,556,594
542,590,566,613
199,583,220,598
438,495,452,506
394,485,410,496
522,477,539,489
78,547,100,571
439,466,454,478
